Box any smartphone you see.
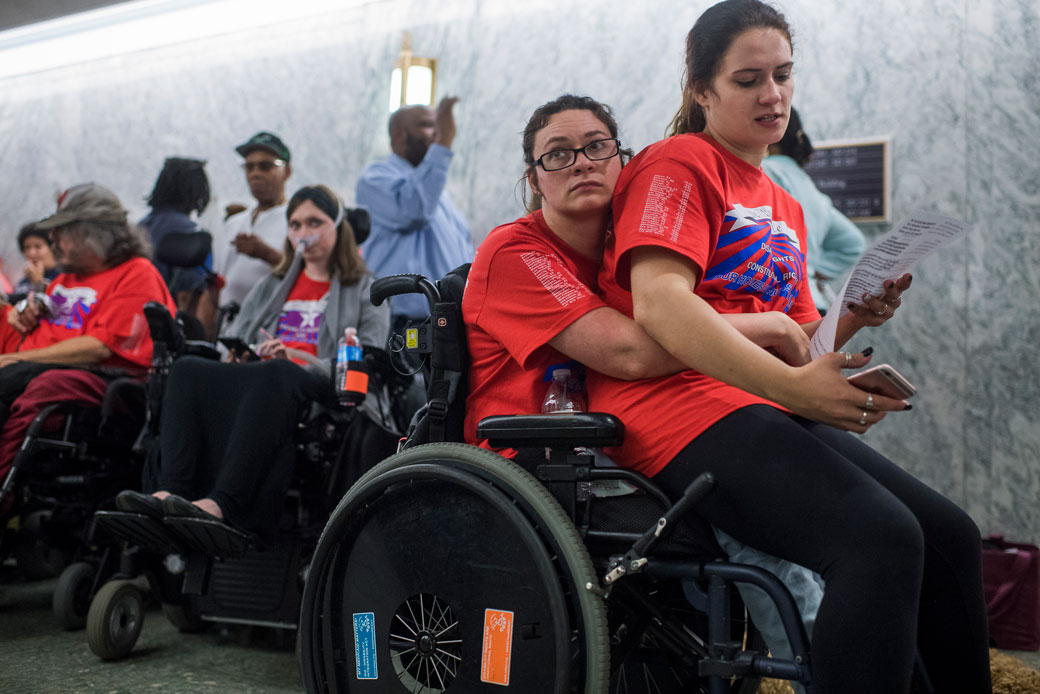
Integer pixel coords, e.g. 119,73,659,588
218,337,260,362
847,363,916,399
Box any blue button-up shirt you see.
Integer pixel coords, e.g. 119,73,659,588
357,144,474,319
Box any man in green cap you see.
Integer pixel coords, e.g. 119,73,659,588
220,131,293,308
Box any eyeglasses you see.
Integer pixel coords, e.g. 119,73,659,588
535,138,620,172
241,159,286,173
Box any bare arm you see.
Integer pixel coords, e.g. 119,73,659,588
0,336,113,368
547,306,686,380
629,246,908,432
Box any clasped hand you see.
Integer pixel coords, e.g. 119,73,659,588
7,297,42,335
844,273,912,328
255,337,288,361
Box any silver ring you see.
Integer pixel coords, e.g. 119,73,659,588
859,411,868,425
865,393,874,411
843,352,851,367
875,307,886,316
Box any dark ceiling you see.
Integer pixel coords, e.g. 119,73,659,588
0,0,138,32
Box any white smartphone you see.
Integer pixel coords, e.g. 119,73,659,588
847,363,917,399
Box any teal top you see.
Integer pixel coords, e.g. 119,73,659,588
762,154,866,309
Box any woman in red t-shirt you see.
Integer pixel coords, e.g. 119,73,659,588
463,95,685,448
118,185,389,544
588,2,991,693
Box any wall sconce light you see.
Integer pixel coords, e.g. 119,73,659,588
389,32,436,112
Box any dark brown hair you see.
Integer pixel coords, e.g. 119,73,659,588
275,184,367,285
518,94,633,212
667,0,792,137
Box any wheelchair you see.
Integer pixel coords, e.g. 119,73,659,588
297,267,815,694
85,308,403,661
0,292,219,632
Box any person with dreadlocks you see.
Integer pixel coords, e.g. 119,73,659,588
139,157,215,329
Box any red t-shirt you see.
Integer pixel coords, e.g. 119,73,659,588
275,273,330,359
463,210,606,448
9,257,176,370
588,133,820,477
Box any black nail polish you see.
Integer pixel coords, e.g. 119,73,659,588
903,403,913,411
847,303,856,310
861,346,874,356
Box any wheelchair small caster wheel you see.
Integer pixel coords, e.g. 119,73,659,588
53,561,96,630
14,509,71,580
162,601,207,633
87,580,145,660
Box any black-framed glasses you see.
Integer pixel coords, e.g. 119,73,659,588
534,138,620,171
241,159,286,173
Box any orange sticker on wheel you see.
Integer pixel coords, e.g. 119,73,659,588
480,608,514,686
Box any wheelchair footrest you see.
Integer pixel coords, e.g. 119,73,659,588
477,412,624,449
164,517,254,559
95,511,184,554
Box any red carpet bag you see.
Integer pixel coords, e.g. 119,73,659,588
982,535,1040,651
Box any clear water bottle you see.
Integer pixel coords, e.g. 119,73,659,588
335,327,368,405
542,367,585,414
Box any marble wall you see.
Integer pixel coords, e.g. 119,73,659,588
1,0,1037,539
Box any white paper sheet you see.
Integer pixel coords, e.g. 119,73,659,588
808,211,971,359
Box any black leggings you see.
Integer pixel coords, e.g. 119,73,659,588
156,357,331,543
653,405,990,694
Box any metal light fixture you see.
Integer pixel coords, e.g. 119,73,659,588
389,32,436,112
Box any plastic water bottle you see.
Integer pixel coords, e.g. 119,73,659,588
542,368,585,414
335,327,368,405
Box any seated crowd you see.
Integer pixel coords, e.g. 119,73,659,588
0,2,993,691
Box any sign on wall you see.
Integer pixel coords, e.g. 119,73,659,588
803,137,891,223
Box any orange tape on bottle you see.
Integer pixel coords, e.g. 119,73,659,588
343,370,368,393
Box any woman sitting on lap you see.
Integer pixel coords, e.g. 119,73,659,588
118,184,388,543
585,1,991,692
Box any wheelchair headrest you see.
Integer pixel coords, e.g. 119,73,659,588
155,231,212,268
346,207,370,245
144,301,184,355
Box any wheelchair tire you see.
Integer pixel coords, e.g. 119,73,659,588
300,442,609,693
53,561,96,630
162,601,208,633
14,509,71,580
87,579,145,660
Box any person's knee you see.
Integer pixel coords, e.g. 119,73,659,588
828,500,925,588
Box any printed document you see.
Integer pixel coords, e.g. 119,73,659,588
809,211,970,359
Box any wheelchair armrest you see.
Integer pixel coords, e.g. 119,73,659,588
183,340,221,360
477,412,624,450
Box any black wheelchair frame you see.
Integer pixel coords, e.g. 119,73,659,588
297,269,815,694
85,304,402,660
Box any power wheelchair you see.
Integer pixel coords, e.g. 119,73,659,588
298,267,815,694
85,304,404,660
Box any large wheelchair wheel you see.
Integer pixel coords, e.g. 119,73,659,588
300,443,609,693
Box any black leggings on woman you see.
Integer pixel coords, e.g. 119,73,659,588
653,405,990,694
156,356,331,543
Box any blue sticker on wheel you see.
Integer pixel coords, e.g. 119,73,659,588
353,612,378,680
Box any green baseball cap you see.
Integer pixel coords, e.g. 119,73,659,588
235,131,291,162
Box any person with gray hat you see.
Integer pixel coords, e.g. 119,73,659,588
220,131,293,308
0,183,177,499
